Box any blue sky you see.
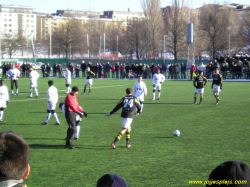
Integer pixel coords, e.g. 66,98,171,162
1,0,250,14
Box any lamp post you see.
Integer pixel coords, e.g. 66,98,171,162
164,35,166,63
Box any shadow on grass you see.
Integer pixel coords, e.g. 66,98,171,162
154,137,174,139
29,144,65,149
145,102,191,105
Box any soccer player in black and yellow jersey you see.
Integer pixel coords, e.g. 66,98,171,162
105,88,141,149
193,71,208,105
211,68,223,105
82,67,95,94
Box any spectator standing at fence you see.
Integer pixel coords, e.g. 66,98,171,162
75,64,80,78
46,63,51,77
181,63,186,79
236,61,243,79
162,63,167,78
198,62,206,76
81,61,86,78
125,63,130,79
21,63,26,78
92,63,97,78
97,63,102,78
190,63,197,81
221,60,228,79
231,62,236,79
142,64,147,79
58,64,63,78
25,62,31,78
105,62,111,78
41,63,46,77
150,63,155,78
115,62,120,79
120,64,124,79
111,64,116,78
175,64,180,79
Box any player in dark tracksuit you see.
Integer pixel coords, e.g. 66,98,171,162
193,71,208,105
105,88,141,149
211,68,223,105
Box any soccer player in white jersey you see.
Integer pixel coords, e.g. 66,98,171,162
7,65,20,95
133,75,147,113
41,80,60,125
65,66,72,93
28,68,40,98
152,68,165,100
0,80,9,122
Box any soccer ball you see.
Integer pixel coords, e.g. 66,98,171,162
173,130,180,137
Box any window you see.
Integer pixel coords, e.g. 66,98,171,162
4,24,7,27
27,15,29,17
9,19,12,21
9,24,12,27
31,15,34,17
240,12,244,15
9,29,12,32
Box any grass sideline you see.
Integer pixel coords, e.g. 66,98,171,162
1,77,250,187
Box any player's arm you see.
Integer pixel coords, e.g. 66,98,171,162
204,77,208,86
91,71,95,77
193,78,197,88
133,84,136,96
109,98,124,115
219,74,223,89
161,74,165,83
144,83,147,96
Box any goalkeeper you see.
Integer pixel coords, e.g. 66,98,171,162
63,86,87,149
193,71,208,105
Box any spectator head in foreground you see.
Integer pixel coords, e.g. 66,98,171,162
96,174,129,187
0,131,30,184
206,161,250,187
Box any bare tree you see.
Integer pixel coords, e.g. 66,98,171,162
141,0,163,59
163,0,188,60
53,16,84,59
3,33,20,58
199,4,232,59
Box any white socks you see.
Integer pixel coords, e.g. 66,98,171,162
53,113,59,123
45,113,51,123
35,89,38,96
75,126,80,138
153,92,155,99
30,89,32,97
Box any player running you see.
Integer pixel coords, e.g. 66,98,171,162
82,67,95,94
28,68,39,98
193,71,208,105
106,88,141,149
133,75,147,113
211,68,223,105
152,68,165,100
41,80,60,125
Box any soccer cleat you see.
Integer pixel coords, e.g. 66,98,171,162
136,113,139,116
82,92,85,94
199,102,202,105
28,96,32,98
152,98,155,101
16,93,19,95
0,120,5,122
73,137,79,140
12,94,14,96
36,96,38,98
192,102,197,105
88,92,91,95
54,122,60,125
111,143,116,149
41,122,48,125
157,98,160,100
66,92,69,93
126,144,132,148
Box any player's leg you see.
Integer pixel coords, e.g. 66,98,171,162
15,80,19,95
152,84,156,100
11,80,14,95
126,126,132,148
199,93,204,105
65,111,76,149
41,109,51,125
0,108,4,122
157,84,162,100
193,92,198,104
140,101,144,113
66,84,70,93
51,109,60,125
34,86,38,97
74,121,80,139
83,84,87,94
88,85,92,94
29,87,33,98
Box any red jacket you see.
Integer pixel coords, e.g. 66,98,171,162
111,66,116,72
65,93,84,113
191,65,197,72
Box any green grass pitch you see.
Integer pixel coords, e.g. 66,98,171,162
1,77,250,187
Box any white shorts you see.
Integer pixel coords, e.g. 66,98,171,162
213,85,221,93
30,81,37,88
121,118,133,129
195,88,204,94
0,99,7,108
85,79,93,86
153,83,161,90
47,102,57,110
65,80,71,85
136,95,144,102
